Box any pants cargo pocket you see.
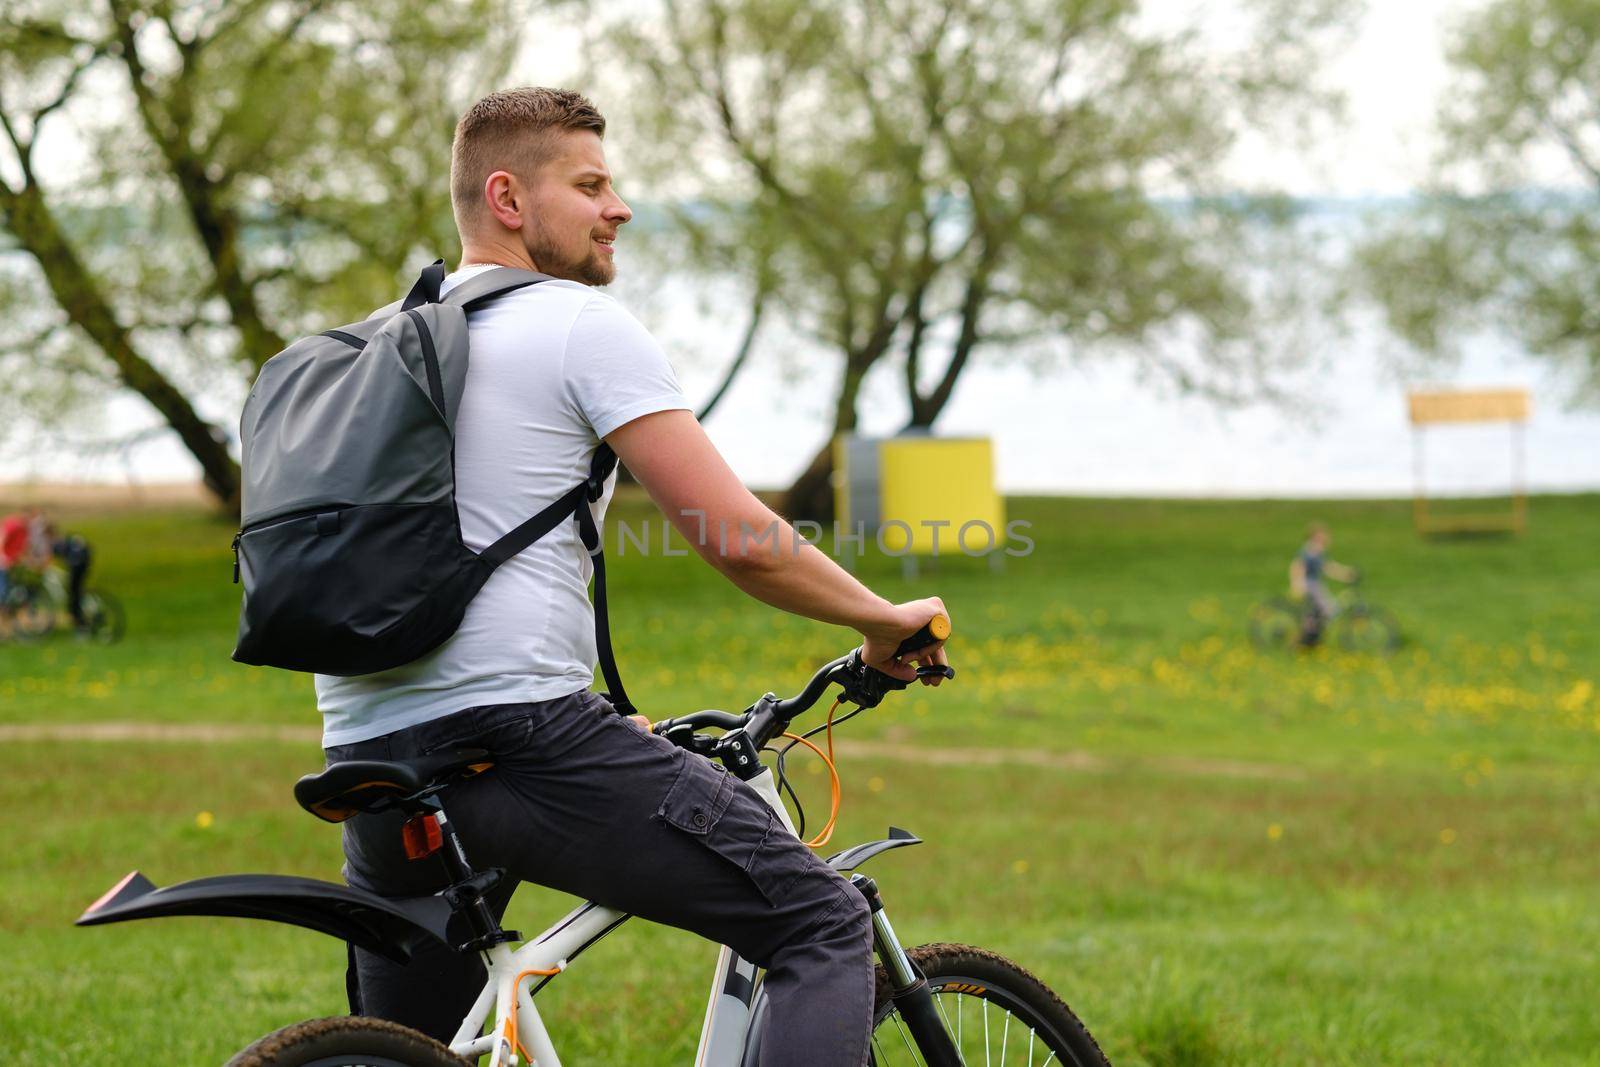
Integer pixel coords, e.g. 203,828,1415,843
657,753,810,907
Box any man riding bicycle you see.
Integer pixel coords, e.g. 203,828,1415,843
318,88,949,1066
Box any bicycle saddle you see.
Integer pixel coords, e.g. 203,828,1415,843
294,748,494,823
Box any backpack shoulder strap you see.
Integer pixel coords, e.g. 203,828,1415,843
442,266,553,310
402,260,446,310
478,447,616,568
478,445,633,714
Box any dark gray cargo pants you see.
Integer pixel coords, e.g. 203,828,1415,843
327,690,873,1065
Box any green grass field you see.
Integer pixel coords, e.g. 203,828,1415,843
3,493,1598,1064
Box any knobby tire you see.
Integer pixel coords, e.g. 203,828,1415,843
225,1015,470,1067
871,943,1110,1067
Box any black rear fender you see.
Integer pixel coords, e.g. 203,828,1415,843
75,870,453,964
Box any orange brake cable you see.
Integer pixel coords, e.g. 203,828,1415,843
506,964,562,1064
782,698,844,848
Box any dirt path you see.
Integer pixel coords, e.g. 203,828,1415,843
0,721,1306,781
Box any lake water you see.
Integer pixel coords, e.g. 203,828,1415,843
4,252,1599,499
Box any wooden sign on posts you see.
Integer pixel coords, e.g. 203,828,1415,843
1406,387,1530,536
1408,389,1530,424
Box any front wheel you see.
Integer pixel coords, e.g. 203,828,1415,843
225,1016,470,1067
1335,604,1399,654
871,944,1110,1067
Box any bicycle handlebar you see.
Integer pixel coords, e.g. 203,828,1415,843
651,614,953,753
893,613,951,660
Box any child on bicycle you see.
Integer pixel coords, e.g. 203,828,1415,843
1289,522,1357,646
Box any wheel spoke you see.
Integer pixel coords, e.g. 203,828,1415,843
891,1009,925,1067
934,994,965,1065
1001,1010,1010,1064
983,997,991,1067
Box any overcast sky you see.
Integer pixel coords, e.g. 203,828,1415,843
1264,0,1463,196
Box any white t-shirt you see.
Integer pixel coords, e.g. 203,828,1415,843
315,266,690,746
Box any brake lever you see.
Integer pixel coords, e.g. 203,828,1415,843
837,651,957,709
657,721,721,757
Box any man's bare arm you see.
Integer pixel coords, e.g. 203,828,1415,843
606,409,947,682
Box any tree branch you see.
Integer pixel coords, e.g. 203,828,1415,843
108,0,288,370
697,285,767,423
908,251,994,427
1538,107,1600,190
0,318,70,358
31,45,107,133
0,96,32,184
900,270,934,404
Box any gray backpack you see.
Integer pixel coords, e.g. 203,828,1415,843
230,261,633,711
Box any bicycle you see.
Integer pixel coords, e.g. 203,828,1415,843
78,617,1110,1066
1247,575,1399,654
0,562,125,644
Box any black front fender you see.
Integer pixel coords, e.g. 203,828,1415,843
76,870,454,964
825,826,922,872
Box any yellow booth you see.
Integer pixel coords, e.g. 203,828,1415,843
833,433,1004,573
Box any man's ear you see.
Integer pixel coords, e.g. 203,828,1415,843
484,170,524,230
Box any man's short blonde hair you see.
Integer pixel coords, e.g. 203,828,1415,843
450,87,607,233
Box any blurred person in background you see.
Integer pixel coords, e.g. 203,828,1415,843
44,520,94,634
1290,522,1357,646
0,509,26,634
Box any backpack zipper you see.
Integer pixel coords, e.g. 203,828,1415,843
241,504,352,534
231,532,242,584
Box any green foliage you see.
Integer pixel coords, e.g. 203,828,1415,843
606,0,1356,487
0,0,531,499
1354,0,1600,402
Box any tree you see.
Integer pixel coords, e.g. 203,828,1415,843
607,0,1354,518
0,0,524,507
1354,0,1600,403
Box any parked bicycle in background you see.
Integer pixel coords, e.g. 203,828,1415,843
0,510,123,644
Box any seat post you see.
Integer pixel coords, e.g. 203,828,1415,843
424,797,475,882
425,798,516,950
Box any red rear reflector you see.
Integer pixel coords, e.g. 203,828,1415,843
402,814,443,860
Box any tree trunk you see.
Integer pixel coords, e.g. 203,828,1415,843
781,439,838,523
780,356,870,522
1,182,241,509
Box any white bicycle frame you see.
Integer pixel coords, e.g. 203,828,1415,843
446,765,798,1067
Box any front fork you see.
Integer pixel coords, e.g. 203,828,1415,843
853,874,963,1067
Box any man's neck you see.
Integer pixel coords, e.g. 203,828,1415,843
457,237,537,273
